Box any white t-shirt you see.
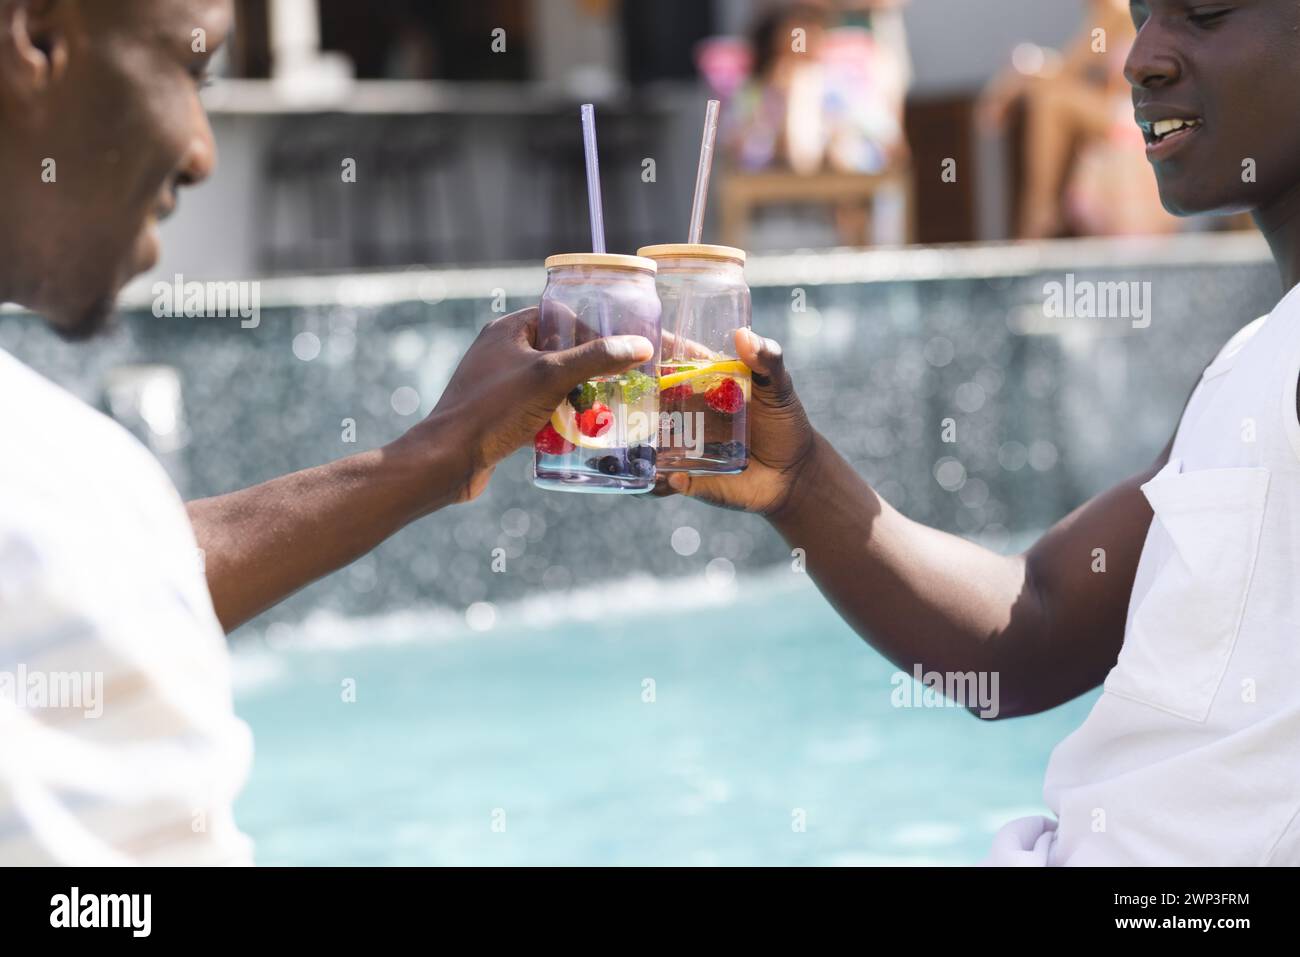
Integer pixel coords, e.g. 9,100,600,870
0,348,253,865
985,283,1300,866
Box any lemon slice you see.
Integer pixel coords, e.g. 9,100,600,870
658,360,750,392
550,403,655,449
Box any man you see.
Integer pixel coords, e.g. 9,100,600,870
661,0,1300,865
0,0,652,863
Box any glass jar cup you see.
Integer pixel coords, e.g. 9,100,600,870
637,243,750,475
533,253,662,494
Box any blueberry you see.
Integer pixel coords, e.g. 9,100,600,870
628,444,657,465
568,382,596,412
598,454,626,475
630,457,655,478
584,456,603,471
702,442,725,458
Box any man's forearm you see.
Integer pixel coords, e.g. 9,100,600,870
769,433,1049,713
187,416,469,633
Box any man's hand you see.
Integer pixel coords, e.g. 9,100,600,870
419,307,654,503
654,328,820,517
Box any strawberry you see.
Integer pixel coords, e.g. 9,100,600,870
705,377,745,414
578,402,613,437
534,422,574,455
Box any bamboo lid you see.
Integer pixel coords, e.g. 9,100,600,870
544,253,657,273
636,244,746,265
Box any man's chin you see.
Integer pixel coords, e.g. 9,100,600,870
1155,176,1256,219
48,295,119,343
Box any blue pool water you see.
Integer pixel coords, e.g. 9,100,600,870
232,567,1099,866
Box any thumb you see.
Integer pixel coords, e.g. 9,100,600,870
545,335,654,388
734,328,795,403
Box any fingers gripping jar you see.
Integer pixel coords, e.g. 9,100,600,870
533,253,662,493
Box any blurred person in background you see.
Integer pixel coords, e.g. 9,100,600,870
979,0,1178,239
721,0,911,176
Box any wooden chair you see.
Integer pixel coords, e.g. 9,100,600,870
718,165,916,249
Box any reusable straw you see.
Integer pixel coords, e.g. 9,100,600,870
671,100,723,359
581,104,606,254
687,99,721,244
578,104,613,340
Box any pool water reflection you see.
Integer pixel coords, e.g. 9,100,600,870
233,566,1097,866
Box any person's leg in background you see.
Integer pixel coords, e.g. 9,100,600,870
1017,77,1113,239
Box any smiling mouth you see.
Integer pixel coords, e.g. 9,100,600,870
1139,117,1204,148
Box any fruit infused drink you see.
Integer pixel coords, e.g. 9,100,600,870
637,244,750,474
533,253,662,493
656,357,750,470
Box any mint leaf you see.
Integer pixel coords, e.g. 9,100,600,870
621,370,654,403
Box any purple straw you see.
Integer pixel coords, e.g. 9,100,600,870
581,104,606,254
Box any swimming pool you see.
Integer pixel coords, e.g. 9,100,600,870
232,565,1097,866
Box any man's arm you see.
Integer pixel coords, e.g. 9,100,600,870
662,328,1191,719
188,308,654,633
187,418,467,632
770,432,1171,719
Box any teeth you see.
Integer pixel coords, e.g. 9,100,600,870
1151,118,1202,140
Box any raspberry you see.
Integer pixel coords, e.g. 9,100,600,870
660,384,693,404
578,402,613,437
534,422,574,455
705,377,745,414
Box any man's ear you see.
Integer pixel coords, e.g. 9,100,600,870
0,0,71,99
